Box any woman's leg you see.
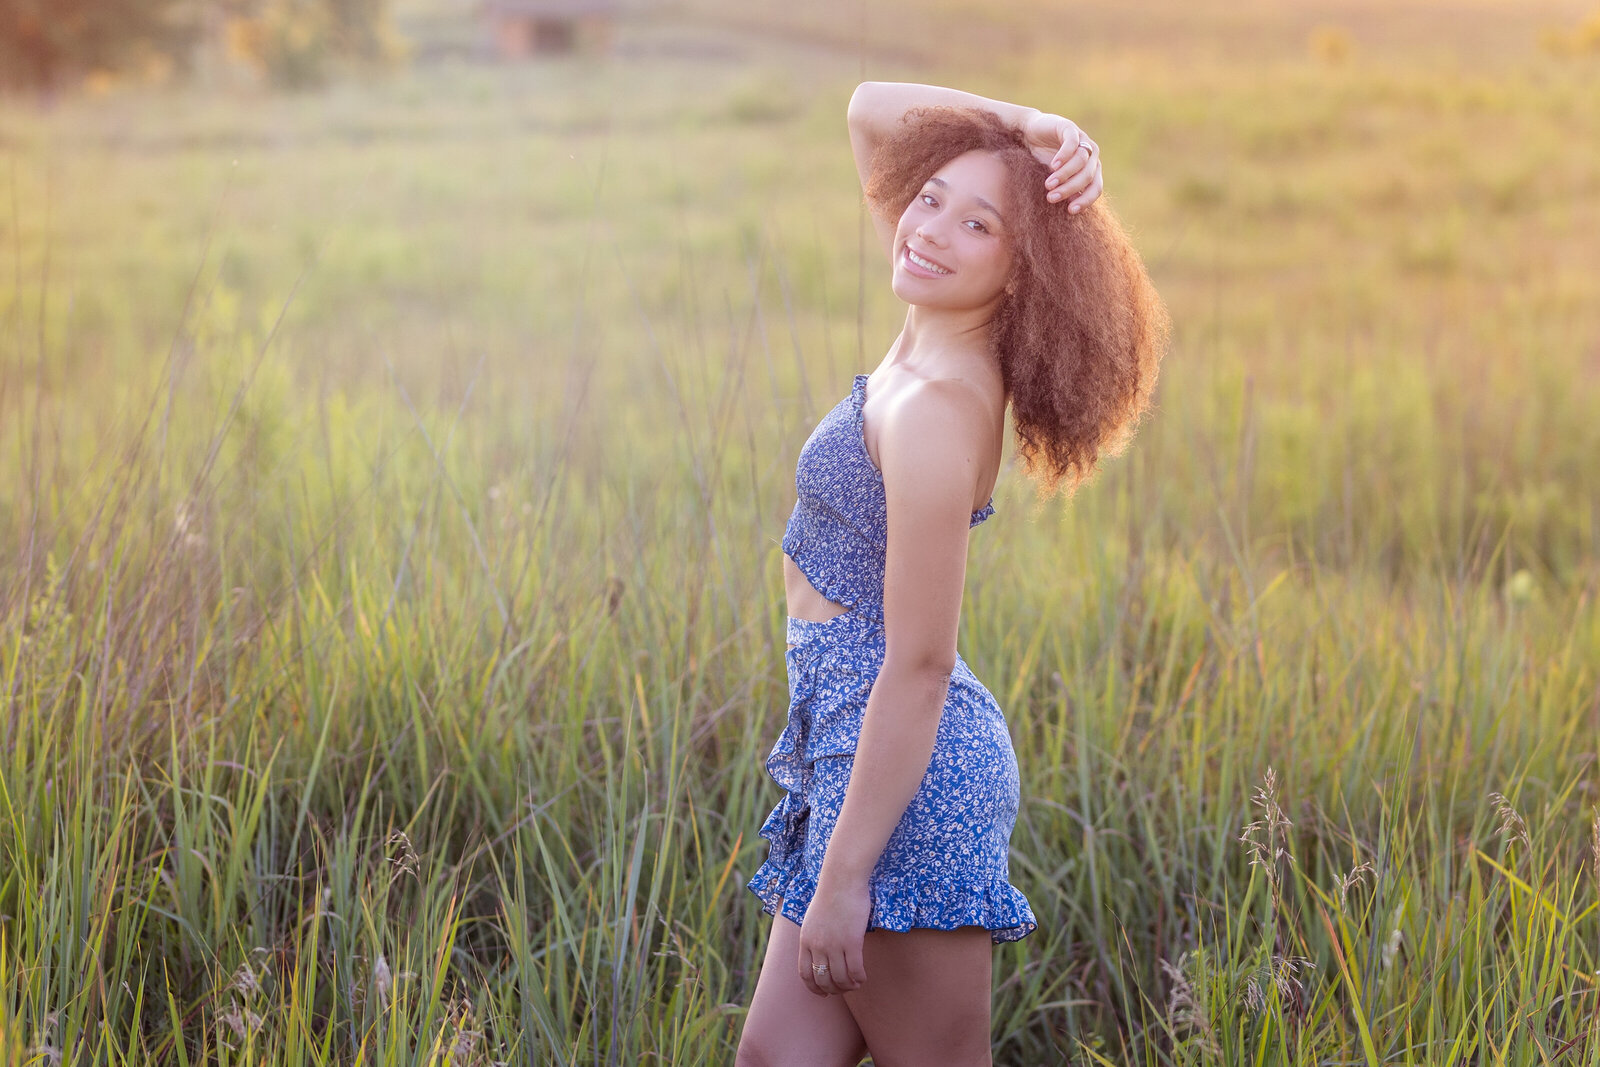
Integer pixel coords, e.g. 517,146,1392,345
842,926,995,1067
737,907,868,1067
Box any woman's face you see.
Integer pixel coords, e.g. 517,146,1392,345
890,149,1015,313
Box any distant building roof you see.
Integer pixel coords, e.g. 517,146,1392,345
483,0,619,16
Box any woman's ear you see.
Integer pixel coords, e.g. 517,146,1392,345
1002,243,1022,297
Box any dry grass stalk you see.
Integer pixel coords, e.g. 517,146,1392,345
1590,809,1599,891
1338,860,1376,912
1488,791,1531,850
1242,954,1317,1019
1160,953,1218,1055
1240,767,1296,903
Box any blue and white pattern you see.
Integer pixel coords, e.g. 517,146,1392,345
747,374,1037,945
779,375,993,625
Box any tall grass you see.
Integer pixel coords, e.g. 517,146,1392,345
2,2,1599,1061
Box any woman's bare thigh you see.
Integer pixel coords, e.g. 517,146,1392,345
737,910,867,1067
842,926,995,1067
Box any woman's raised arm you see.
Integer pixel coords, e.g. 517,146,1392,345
846,81,1105,260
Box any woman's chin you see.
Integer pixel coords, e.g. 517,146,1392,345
890,277,997,314
891,272,951,308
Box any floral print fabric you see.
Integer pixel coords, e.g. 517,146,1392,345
780,374,994,625
747,376,1036,945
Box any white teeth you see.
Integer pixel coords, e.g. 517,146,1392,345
907,248,950,274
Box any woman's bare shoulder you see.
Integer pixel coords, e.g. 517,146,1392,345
875,374,1001,506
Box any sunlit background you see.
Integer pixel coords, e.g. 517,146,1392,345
3,0,1599,1061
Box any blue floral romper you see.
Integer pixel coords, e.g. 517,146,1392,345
745,373,1038,944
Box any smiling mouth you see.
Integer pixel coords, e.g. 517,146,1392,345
904,245,952,275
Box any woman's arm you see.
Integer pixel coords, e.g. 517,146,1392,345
794,379,989,997
847,80,1105,259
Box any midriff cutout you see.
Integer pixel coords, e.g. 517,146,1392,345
783,553,847,648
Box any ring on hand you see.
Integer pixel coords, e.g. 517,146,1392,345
812,963,831,977
1078,137,1095,155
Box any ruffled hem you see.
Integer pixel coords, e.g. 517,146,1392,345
746,854,1039,945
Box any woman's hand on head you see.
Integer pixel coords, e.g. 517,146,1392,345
1022,110,1103,213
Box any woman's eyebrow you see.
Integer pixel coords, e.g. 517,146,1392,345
927,177,1005,224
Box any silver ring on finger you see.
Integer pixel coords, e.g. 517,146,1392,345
812,962,830,978
1078,137,1095,155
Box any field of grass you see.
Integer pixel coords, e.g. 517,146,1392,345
2,0,1599,1061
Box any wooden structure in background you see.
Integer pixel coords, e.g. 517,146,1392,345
483,0,618,58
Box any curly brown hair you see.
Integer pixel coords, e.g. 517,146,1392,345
864,106,1170,496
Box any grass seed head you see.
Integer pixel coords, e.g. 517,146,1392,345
1589,808,1599,891
1382,926,1403,971
1243,955,1316,1019
1239,767,1295,899
229,958,266,997
216,1002,263,1044
1488,791,1531,849
373,953,393,1007
29,1013,61,1067
1160,952,1218,1054
386,830,421,882
1338,861,1376,911
448,1027,482,1065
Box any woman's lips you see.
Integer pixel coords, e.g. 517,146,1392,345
902,244,953,278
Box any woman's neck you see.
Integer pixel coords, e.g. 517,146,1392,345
889,303,997,369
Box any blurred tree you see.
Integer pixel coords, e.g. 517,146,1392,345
224,0,406,89
0,0,200,92
0,0,406,94
325,0,398,64
224,0,336,89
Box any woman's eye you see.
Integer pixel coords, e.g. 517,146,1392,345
920,193,938,207
965,220,988,233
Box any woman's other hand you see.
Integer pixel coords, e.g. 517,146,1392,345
796,874,871,996
1022,110,1103,213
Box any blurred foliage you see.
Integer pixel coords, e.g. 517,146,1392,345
225,0,409,90
0,0,407,93
1308,25,1354,66
0,0,199,91
1541,7,1600,57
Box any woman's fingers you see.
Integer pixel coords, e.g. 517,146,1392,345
798,949,827,997
1069,168,1104,212
1047,148,1103,210
1051,156,1099,202
1046,143,1096,196
812,950,849,996
825,948,857,993
798,943,865,996
843,944,869,990
1048,135,1089,173
800,953,825,998
794,884,870,996
1044,150,1081,189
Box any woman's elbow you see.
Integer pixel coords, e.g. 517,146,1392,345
885,649,958,686
847,81,888,126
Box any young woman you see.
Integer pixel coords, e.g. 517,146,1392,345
738,81,1168,1066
